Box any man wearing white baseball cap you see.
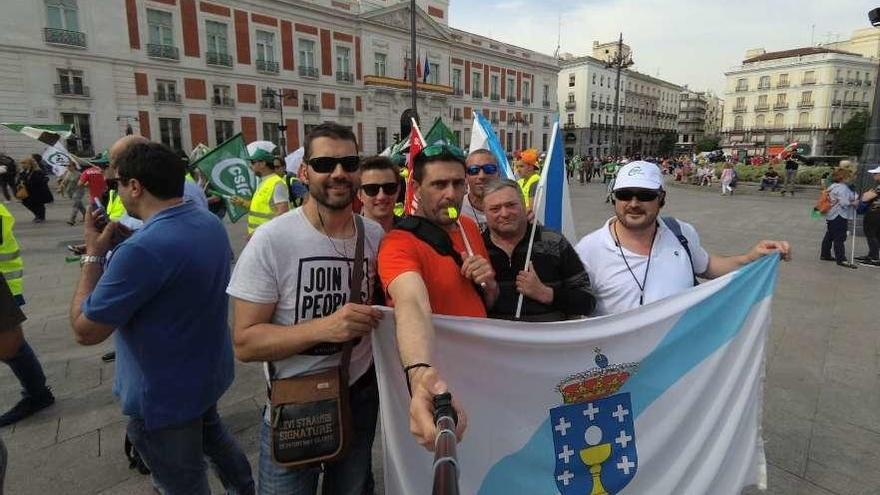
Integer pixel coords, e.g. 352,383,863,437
232,141,289,236
575,161,792,315
855,165,880,266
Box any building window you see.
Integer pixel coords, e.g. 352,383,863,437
569,73,575,87
543,85,550,104
303,93,318,111
263,122,279,145
206,21,228,55
733,115,743,130
61,112,92,155
472,72,482,96
57,68,85,95
213,84,233,106
567,93,575,103
778,73,789,87
156,79,177,102
374,53,386,76
758,76,770,89
755,114,765,128
298,39,316,72
256,31,276,63
798,112,809,126
46,0,79,31
376,127,387,151
801,91,812,104
592,74,596,85
506,132,514,150
523,81,530,102
736,78,748,91
567,113,574,125
490,75,499,98
336,46,351,76
774,113,784,128
215,119,234,144
803,70,816,84
428,63,439,85
452,68,462,93
158,117,182,151
776,93,786,105
757,94,768,106
147,9,174,46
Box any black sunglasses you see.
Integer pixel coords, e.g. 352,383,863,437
361,182,399,197
466,164,499,176
307,156,360,174
613,189,660,202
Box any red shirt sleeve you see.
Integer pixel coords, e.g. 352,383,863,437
378,230,422,293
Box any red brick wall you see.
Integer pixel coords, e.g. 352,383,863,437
295,23,318,35
282,89,298,107
152,0,176,4
464,61,471,94
189,114,207,147
180,0,199,57
320,30,332,76
286,119,300,149
234,10,251,65
237,84,256,104
483,65,489,96
355,96,362,112
464,106,472,119
357,123,363,150
199,1,229,16
500,74,506,98
251,13,277,27
241,116,257,142
500,110,507,121
134,72,148,95
428,6,444,18
184,78,206,99
281,21,294,71
516,72,522,100
333,32,353,42
138,111,150,139
355,37,362,80
125,0,140,49
321,92,335,110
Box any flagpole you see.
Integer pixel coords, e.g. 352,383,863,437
409,0,418,121
515,123,559,319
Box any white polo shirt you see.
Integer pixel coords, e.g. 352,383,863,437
575,217,710,316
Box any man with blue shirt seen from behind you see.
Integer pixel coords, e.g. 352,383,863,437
68,140,254,495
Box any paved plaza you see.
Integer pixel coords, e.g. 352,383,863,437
0,181,877,494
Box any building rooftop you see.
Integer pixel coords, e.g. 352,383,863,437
743,46,859,64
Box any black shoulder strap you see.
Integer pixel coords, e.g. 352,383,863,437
662,217,699,287
395,216,464,267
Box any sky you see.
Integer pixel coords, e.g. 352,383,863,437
448,0,877,96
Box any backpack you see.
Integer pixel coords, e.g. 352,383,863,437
662,217,699,287
815,188,832,214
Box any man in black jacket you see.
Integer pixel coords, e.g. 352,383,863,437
482,179,595,321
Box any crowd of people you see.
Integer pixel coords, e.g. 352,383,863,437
0,125,809,494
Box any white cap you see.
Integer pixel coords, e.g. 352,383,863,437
247,140,277,162
868,165,880,174
613,161,663,191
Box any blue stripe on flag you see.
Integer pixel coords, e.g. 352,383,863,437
475,113,515,180
543,121,565,231
476,255,779,494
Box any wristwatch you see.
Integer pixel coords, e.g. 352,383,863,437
80,255,105,266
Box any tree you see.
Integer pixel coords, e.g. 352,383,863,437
695,135,721,153
834,111,869,156
658,132,677,156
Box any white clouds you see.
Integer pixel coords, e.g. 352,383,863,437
449,0,875,94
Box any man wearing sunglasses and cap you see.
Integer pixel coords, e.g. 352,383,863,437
461,149,500,231
575,161,791,316
232,141,289,236
378,142,498,452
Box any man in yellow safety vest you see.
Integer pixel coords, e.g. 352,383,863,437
515,148,541,209
0,203,53,426
233,141,289,235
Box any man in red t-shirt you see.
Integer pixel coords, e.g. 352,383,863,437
79,151,109,203
378,143,498,452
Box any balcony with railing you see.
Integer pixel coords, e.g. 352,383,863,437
836,78,845,84
563,122,576,130
453,88,463,96
776,81,790,88
522,98,531,106
543,120,550,128
54,83,89,97
212,96,235,108
797,100,814,109
260,98,278,110
453,113,462,122
302,102,320,113
490,93,500,102
754,104,770,111
773,102,789,110
757,83,770,90
147,44,179,60
472,90,483,99
43,27,86,47
843,101,861,108
206,51,233,67
507,96,516,104
564,101,576,110
735,85,748,92
542,100,551,108
257,60,280,74
299,66,318,79
154,92,181,104
336,71,354,83
599,103,607,111
802,78,816,85
732,105,748,113
491,117,499,124
832,100,842,106
339,106,355,116
591,101,598,109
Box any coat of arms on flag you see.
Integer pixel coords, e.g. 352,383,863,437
550,349,640,495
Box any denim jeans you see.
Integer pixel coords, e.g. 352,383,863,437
821,215,849,262
784,169,797,193
126,404,255,495
864,209,880,259
258,367,379,495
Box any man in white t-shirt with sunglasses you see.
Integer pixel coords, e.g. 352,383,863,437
575,161,791,316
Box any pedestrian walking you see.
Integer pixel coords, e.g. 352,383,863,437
0,154,16,202
855,165,880,267
61,162,86,225
720,163,735,196
783,154,800,196
820,167,860,269
16,157,53,223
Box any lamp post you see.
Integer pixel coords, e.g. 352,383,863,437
859,8,880,190
262,88,294,156
604,33,633,158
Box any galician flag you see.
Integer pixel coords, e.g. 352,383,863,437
469,113,514,180
1,123,73,147
192,133,257,223
534,120,576,241
373,255,779,494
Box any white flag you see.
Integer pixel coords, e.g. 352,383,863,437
42,144,70,176
373,256,779,494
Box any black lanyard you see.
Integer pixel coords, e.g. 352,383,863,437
613,221,658,306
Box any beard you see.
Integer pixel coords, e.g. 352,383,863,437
310,177,354,210
616,204,658,231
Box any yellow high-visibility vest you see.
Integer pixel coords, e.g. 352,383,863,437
517,174,541,208
248,174,285,234
0,204,24,297
107,190,127,221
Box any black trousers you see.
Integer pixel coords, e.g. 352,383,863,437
863,210,880,259
821,216,849,262
21,199,45,220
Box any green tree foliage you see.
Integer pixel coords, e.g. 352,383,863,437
834,111,869,156
695,135,721,153
658,132,677,156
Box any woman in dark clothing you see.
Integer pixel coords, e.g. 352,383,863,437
17,157,53,223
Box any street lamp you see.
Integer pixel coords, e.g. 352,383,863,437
858,8,880,190
262,88,295,156
604,33,633,158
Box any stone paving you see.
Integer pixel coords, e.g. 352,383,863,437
0,180,877,494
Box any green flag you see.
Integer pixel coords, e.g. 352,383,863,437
423,117,458,146
192,133,256,223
